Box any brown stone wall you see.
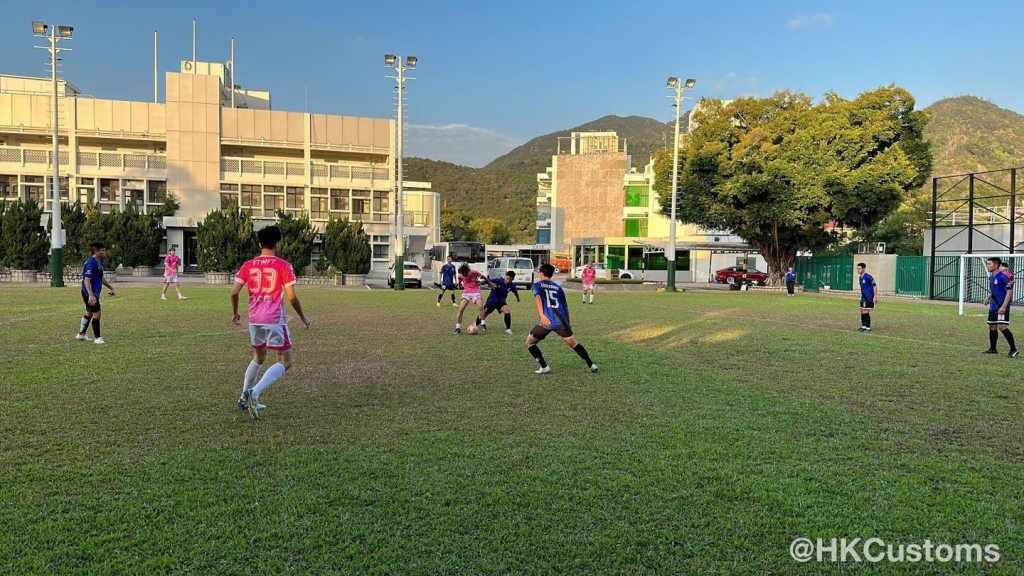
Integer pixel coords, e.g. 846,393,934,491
555,152,627,247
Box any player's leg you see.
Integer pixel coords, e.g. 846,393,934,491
986,311,1000,352
455,297,469,333
437,287,445,305
561,331,597,372
239,346,267,410
501,304,512,333
589,286,594,304
90,307,103,343
175,281,187,300
77,299,92,339
475,297,486,330
249,327,292,417
998,318,1017,356
526,330,549,373
161,280,169,299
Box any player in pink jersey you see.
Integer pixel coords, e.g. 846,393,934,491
581,262,597,304
230,225,311,419
160,247,188,301
454,262,485,334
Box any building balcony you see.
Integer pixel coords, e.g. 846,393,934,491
219,156,391,188
0,145,166,178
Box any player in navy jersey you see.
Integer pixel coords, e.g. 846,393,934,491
526,263,597,374
983,257,1018,357
477,271,521,334
436,256,458,307
856,262,877,332
76,242,116,344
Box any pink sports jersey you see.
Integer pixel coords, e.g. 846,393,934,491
234,255,297,325
582,267,597,283
164,254,181,277
458,270,483,295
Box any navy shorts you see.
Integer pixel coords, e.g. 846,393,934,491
860,298,875,310
442,283,456,290
988,309,1010,325
82,292,101,313
530,324,573,340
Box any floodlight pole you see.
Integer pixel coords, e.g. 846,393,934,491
665,77,695,293
34,22,73,287
386,55,416,291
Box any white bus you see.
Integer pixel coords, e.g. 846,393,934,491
427,241,488,286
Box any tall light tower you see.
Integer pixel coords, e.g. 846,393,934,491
33,21,74,288
665,77,695,293
385,54,417,291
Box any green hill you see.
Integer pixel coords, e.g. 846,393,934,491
925,96,1024,177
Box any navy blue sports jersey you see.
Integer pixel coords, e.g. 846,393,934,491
785,270,796,283
487,277,519,305
81,256,104,297
440,263,457,286
859,273,876,301
532,279,570,329
990,271,1012,311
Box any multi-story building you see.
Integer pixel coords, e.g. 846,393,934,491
0,60,437,274
536,131,764,283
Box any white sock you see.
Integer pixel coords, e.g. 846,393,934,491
251,362,286,400
242,361,261,394
79,316,90,333
589,295,593,303
456,323,461,329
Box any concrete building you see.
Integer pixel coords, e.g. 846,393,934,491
0,60,437,274
536,131,765,283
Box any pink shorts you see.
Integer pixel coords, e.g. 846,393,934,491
164,274,179,283
582,282,595,291
249,324,292,351
461,293,482,303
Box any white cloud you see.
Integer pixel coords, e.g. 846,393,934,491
713,72,759,92
788,13,834,29
404,123,521,168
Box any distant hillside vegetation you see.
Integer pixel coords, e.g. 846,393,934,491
925,96,1024,177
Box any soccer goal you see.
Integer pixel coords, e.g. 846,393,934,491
957,253,1024,316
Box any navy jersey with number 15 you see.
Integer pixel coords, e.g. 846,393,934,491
533,279,570,329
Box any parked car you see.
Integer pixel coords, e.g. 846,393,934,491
550,257,572,273
487,257,535,288
714,266,770,285
388,261,423,288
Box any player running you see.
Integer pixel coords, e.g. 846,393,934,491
160,246,188,301
477,271,521,334
526,263,598,374
454,263,485,334
983,257,1018,357
436,255,458,307
231,225,311,419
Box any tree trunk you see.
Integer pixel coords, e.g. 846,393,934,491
752,238,797,286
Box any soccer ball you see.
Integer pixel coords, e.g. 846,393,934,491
467,324,479,335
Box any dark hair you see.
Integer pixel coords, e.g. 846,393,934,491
505,270,516,280
856,262,867,269
257,225,282,249
539,263,555,278
999,261,1008,268
458,263,470,276
91,242,105,252
988,257,1002,266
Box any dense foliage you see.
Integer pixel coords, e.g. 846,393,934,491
0,200,49,270
196,206,258,273
275,211,317,274
321,217,370,274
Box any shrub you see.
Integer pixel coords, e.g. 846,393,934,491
276,211,317,275
321,217,371,274
0,199,49,270
196,206,258,273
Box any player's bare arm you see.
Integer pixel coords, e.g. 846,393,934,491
230,281,243,325
1000,289,1012,314
285,285,311,329
102,278,115,296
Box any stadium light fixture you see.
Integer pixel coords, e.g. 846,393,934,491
32,21,47,36
385,54,419,290
665,75,696,292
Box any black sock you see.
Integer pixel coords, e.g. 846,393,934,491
528,345,547,368
475,316,482,326
990,330,999,350
437,293,443,303
504,313,512,330
1003,329,1016,350
865,314,871,328
573,343,594,366
860,313,868,327
91,317,101,338
451,294,456,303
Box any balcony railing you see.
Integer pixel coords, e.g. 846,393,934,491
0,145,165,173
221,156,390,185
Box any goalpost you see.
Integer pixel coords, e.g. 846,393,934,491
958,253,1024,316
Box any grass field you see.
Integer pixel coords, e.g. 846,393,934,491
1,284,1022,574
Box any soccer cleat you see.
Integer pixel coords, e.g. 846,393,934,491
862,327,871,332
506,329,513,335
160,294,167,300
857,326,867,332
237,395,248,410
454,328,461,335
1010,349,1020,358
983,348,999,354
535,366,551,374
589,364,599,373
76,333,90,341
178,295,188,301
93,338,106,345
452,302,458,307
248,392,260,420
480,323,487,332
436,301,441,307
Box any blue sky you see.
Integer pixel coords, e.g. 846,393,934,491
1,0,1021,167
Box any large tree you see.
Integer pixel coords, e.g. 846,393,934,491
469,217,511,244
654,86,932,281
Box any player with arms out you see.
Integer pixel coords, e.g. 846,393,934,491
526,263,597,374
581,262,597,304
856,262,877,332
454,263,485,334
160,246,188,301
478,271,521,334
76,242,115,344
436,255,458,307
231,225,311,419
983,256,1018,357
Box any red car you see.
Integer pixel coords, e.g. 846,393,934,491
715,266,770,285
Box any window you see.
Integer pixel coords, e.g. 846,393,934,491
79,178,94,186
127,189,145,208
624,218,648,237
537,229,550,244
625,185,649,207
148,180,167,203
77,187,94,204
286,187,304,209
330,189,349,212
646,252,690,271
372,243,389,260
23,185,44,203
627,246,644,269
0,175,16,196
241,184,259,207
607,246,626,270
310,196,328,219
263,194,284,218
373,191,389,213
99,179,119,202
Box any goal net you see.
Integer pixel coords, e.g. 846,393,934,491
958,253,1024,315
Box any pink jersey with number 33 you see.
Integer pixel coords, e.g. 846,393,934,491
235,255,297,325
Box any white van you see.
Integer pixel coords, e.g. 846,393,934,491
486,257,535,288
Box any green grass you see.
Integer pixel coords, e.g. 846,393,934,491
1,285,1021,574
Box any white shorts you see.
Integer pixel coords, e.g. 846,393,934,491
582,282,595,291
164,275,179,283
461,293,482,303
249,324,292,351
